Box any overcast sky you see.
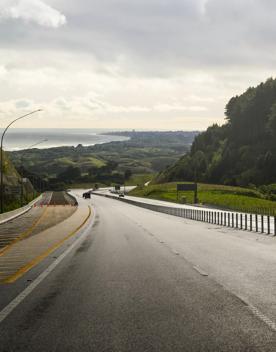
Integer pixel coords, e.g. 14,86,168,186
0,0,275,130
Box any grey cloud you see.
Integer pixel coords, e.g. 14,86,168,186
1,0,276,76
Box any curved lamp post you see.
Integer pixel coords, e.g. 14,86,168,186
20,138,48,206
0,109,43,213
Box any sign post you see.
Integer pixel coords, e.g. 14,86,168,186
177,183,198,203
115,185,121,193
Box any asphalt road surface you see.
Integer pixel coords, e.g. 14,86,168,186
1,192,276,351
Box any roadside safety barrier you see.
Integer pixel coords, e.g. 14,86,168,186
94,193,276,236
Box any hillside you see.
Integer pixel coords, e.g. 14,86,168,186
2,150,21,187
1,150,34,211
157,78,276,188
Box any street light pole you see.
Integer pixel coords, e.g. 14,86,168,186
20,138,47,207
0,109,42,213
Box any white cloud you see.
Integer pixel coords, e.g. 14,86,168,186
0,0,66,28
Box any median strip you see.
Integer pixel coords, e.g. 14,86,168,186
0,205,92,284
0,207,49,257
0,207,95,325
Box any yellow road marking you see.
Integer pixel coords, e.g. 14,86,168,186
0,207,49,257
4,206,92,284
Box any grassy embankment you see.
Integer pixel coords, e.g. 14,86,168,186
129,182,276,215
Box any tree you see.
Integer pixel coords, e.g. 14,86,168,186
157,77,276,186
88,165,99,176
267,102,276,137
58,166,81,182
124,169,132,180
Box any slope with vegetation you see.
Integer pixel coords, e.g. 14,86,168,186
129,182,276,215
157,78,276,189
1,150,34,211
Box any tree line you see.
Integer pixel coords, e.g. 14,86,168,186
157,78,276,189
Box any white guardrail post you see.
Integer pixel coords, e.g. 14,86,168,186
95,192,276,237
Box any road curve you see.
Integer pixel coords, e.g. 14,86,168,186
0,193,276,351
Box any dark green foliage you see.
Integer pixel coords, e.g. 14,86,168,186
124,169,132,180
157,78,276,186
57,166,81,182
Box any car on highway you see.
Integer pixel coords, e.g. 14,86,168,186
82,192,91,199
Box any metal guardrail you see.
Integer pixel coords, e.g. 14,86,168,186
95,193,276,236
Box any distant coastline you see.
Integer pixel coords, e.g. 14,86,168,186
1,128,200,151
0,128,129,151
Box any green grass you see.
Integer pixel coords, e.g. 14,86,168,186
55,157,76,166
56,156,106,168
83,157,106,168
125,174,155,186
129,182,276,215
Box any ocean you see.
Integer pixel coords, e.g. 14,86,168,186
0,128,130,151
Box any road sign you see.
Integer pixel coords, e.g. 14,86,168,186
177,183,197,191
177,183,198,203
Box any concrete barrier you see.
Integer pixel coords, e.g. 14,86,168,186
0,195,42,225
66,192,78,206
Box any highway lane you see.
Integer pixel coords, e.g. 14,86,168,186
1,193,276,351
98,194,276,324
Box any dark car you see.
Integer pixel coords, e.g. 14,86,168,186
83,192,91,199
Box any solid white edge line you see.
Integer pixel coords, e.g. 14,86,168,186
0,207,95,325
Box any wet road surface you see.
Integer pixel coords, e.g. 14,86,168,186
1,193,276,351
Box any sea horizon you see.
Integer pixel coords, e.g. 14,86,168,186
0,128,200,151
0,128,131,151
